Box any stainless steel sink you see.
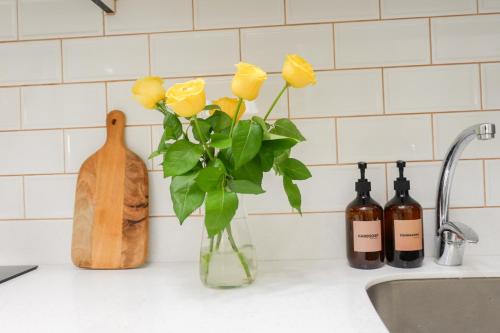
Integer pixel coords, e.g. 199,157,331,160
367,278,500,333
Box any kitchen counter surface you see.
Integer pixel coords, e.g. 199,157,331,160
2,257,500,333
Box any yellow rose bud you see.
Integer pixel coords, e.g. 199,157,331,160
131,76,166,109
282,54,316,88
210,97,246,121
231,62,267,101
165,79,206,118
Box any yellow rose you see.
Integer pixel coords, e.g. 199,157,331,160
165,79,206,118
282,54,316,88
231,62,267,101
132,76,166,109
211,97,246,121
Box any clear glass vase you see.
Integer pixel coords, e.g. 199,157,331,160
199,200,257,288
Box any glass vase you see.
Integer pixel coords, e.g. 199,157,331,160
199,200,257,288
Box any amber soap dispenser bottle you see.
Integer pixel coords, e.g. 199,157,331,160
346,162,384,269
384,161,424,268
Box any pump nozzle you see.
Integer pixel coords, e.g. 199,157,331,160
394,160,410,192
355,162,371,194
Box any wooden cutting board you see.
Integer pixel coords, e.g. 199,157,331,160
72,110,149,269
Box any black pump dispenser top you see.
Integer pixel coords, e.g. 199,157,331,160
394,160,410,193
355,162,371,194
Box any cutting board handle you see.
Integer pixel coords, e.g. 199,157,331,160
106,110,126,146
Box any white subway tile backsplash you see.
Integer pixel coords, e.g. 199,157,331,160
204,74,289,120
431,15,500,63
289,69,383,117
0,0,17,41
241,24,334,72
337,115,433,163
21,83,106,129
335,19,430,68
481,63,500,109
291,119,337,165
244,173,293,214
485,160,500,205
434,111,500,159
0,130,64,175
384,64,481,114
301,164,386,212
286,0,379,24
386,160,484,208
18,0,102,39
64,128,105,173
62,35,149,82
151,30,239,77
0,40,61,86
449,208,500,256
0,176,24,219
64,126,152,173
149,217,202,262
24,174,77,218
478,0,500,13
105,0,192,34
249,213,346,260
0,220,72,265
149,171,174,216
194,0,284,29
0,87,20,130
381,0,476,19
125,126,153,170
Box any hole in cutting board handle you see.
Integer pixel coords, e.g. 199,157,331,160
112,119,117,125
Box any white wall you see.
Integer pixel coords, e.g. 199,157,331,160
1,0,500,264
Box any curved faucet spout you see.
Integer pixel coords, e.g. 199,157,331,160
436,123,495,266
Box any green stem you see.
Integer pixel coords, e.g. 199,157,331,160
215,232,222,250
263,83,289,121
229,98,243,137
192,116,214,161
226,223,252,280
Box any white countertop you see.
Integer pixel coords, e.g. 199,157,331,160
2,257,500,333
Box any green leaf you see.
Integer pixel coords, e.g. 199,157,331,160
148,150,161,160
270,118,306,142
205,188,239,237
204,104,222,111
191,118,211,142
231,120,263,169
283,176,302,214
207,111,232,132
228,179,265,194
262,138,298,152
209,158,227,174
163,140,203,177
170,171,205,223
217,148,234,171
263,132,291,141
258,145,274,172
252,116,269,132
195,166,224,192
163,112,183,140
233,156,263,185
280,158,312,180
210,133,232,149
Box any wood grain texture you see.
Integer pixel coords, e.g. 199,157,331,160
72,110,149,269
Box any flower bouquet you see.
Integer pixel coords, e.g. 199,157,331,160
132,55,315,288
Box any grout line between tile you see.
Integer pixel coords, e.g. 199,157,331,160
334,118,340,163
2,12,500,45
331,24,336,69
483,159,488,205
238,28,242,61
381,67,386,114
59,39,64,83
478,63,484,110
21,175,26,219
384,163,389,202
15,0,19,40
2,61,500,90
428,18,433,64
378,0,382,19
431,113,436,160
61,129,66,173
283,0,287,24
191,0,195,30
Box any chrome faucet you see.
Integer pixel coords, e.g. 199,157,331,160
436,123,495,266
